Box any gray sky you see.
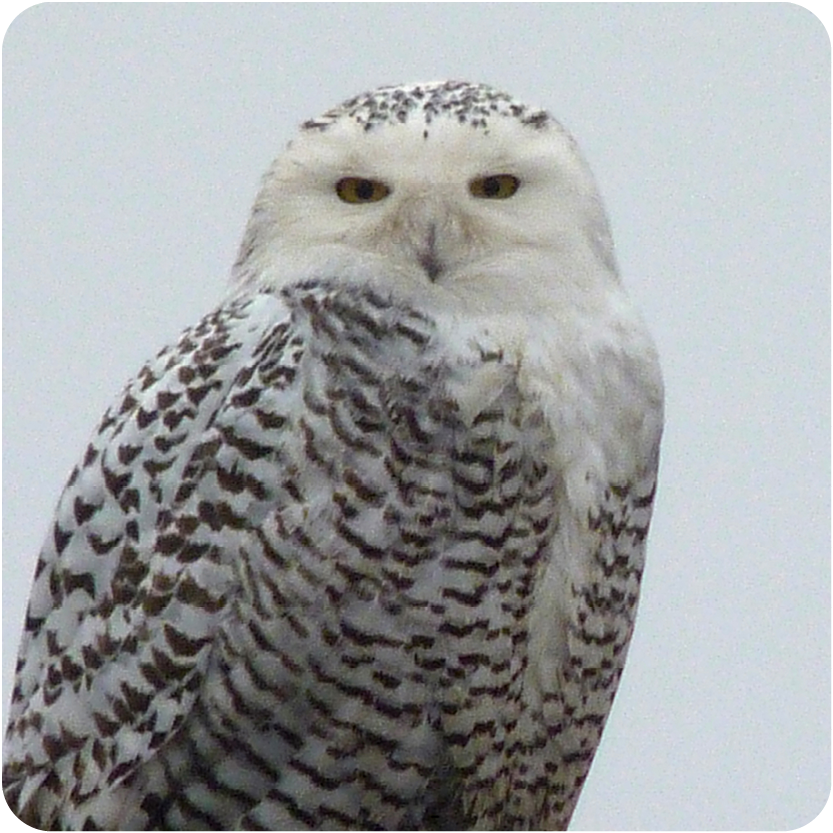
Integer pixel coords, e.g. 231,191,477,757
2,4,829,829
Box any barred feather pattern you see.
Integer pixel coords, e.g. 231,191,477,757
4,279,657,830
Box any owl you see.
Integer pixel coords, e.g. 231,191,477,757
3,81,663,830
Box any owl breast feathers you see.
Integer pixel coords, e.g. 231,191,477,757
4,81,663,830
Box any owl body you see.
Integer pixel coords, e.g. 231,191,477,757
4,82,663,829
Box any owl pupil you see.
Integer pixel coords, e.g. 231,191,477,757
356,179,375,200
483,177,501,197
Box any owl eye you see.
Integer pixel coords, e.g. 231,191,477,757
336,177,390,203
469,174,520,199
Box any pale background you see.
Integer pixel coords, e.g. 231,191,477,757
2,3,829,829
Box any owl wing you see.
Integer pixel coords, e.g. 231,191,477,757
541,466,659,828
3,289,293,827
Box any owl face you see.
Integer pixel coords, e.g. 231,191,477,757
234,82,617,310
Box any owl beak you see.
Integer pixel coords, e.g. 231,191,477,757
416,223,443,282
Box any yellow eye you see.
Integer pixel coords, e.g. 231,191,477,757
469,174,520,199
336,177,390,203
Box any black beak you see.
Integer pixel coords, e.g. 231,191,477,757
418,224,442,282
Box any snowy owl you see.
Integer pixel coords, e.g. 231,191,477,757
4,80,663,830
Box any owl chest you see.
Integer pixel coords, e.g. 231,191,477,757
178,296,569,824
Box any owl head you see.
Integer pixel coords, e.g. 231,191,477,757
231,81,618,313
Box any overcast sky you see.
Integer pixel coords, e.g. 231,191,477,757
2,4,829,830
